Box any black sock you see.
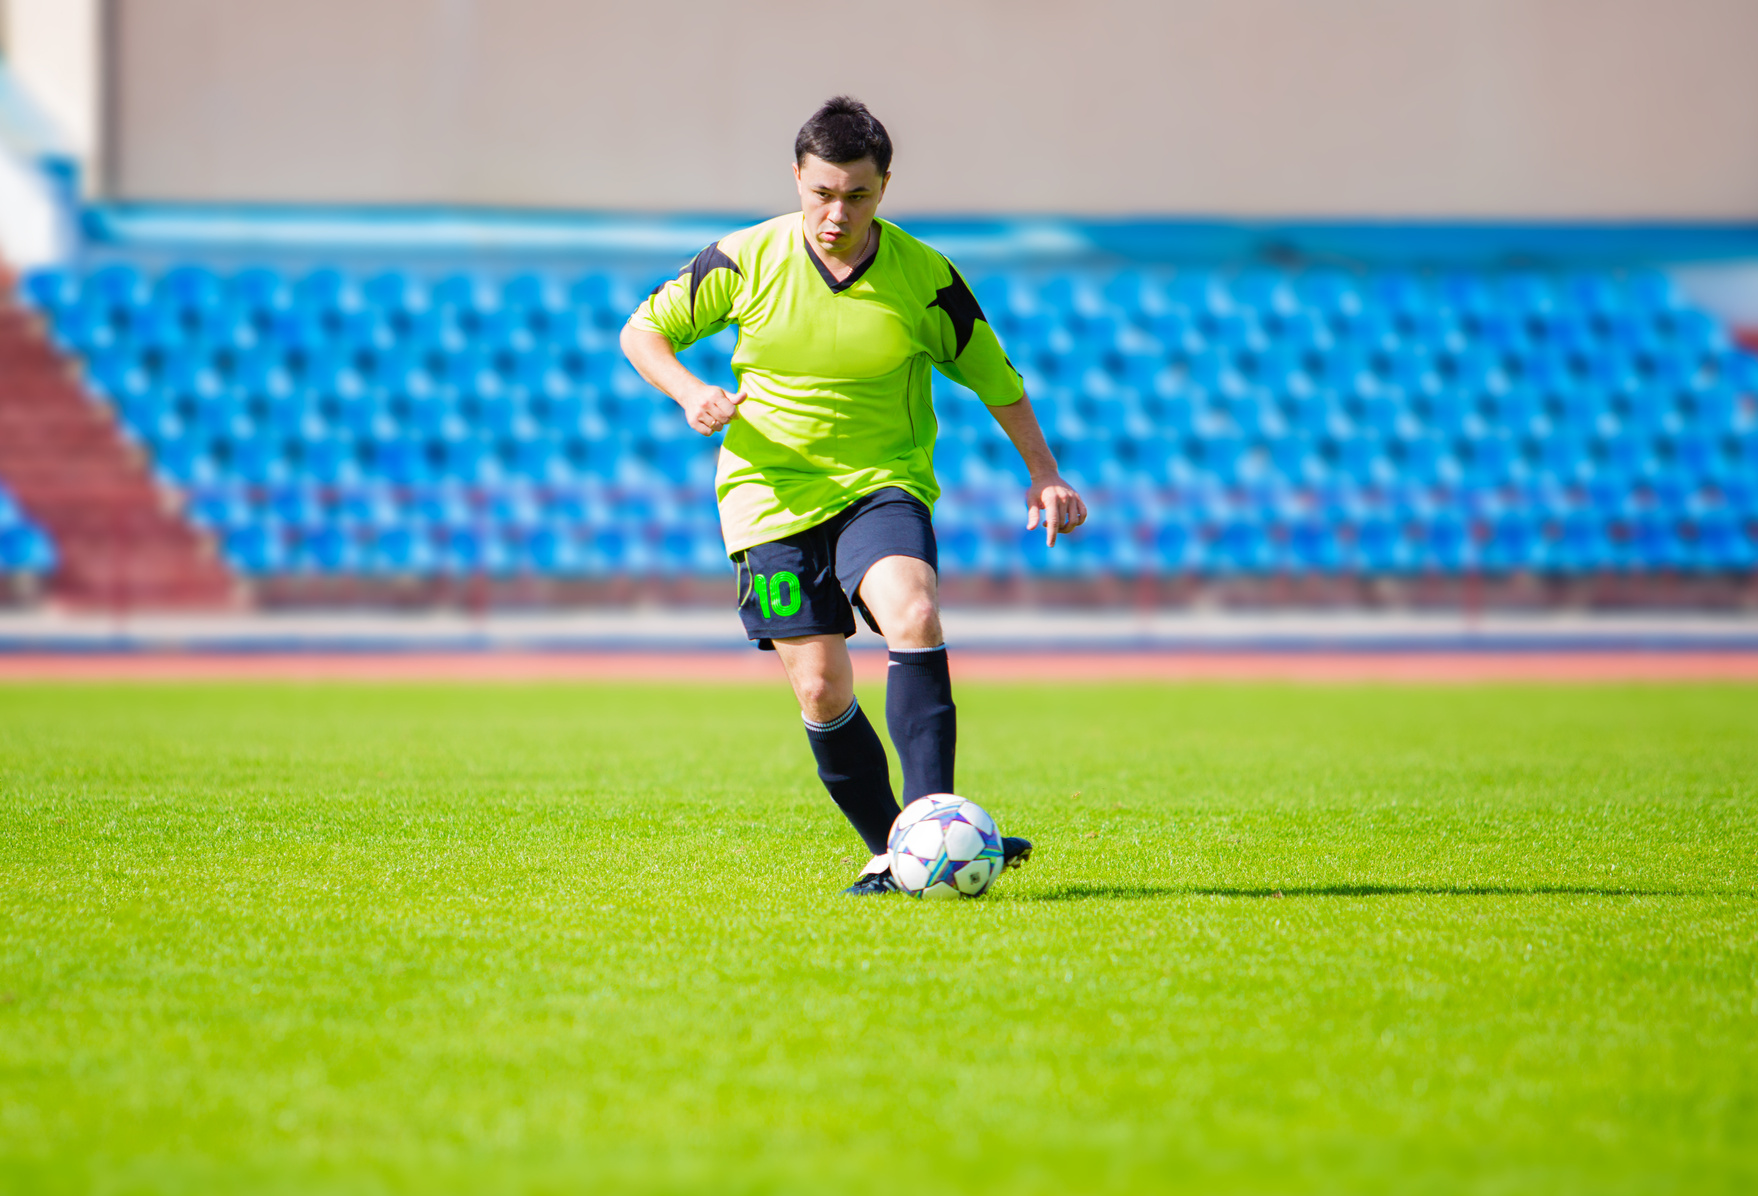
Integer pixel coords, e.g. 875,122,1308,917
886,645,956,802
803,697,899,856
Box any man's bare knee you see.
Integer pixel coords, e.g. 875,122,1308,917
775,636,856,722
889,597,942,648
859,556,944,649
792,673,852,721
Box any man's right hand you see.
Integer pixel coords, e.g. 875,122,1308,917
683,384,745,437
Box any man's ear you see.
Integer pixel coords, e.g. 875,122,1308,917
879,171,892,199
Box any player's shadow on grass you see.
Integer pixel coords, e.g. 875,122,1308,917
1022,882,1735,902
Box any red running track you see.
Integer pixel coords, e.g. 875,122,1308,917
0,651,1755,683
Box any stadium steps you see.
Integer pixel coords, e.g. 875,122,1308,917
0,305,239,610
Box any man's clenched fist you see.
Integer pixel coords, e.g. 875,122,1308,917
684,384,745,436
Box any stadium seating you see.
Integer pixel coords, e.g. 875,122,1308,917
18,261,1758,581
0,481,55,575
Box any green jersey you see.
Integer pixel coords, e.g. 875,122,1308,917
626,213,1024,555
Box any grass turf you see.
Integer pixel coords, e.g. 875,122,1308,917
2,680,1755,1195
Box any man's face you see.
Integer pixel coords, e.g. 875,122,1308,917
794,154,889,256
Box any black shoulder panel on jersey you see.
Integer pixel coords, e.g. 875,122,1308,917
686,242,742,316
928,265,988,357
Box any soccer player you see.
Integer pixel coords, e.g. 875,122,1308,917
621,96,1088,894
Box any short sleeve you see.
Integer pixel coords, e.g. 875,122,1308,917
926,261,1025,407
627,241,743,350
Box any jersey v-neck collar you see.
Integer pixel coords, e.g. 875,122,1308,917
801,220,883,294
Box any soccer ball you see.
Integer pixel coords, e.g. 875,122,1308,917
886,794,1006,900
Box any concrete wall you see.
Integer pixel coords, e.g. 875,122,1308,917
67,0,1758,217
4,0,101,186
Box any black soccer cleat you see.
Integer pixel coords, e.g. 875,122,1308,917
843,869,903,896
1002,836,1033,870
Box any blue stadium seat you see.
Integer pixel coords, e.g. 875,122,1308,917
1286,514,1340,573
0,515,55,572
21,259,1758,581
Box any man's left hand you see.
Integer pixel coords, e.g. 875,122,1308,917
1026,474,1088,547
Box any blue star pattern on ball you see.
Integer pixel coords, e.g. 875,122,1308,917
886,795,1007,900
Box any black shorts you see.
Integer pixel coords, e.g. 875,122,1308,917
734,487,937,650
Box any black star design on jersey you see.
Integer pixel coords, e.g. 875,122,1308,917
685,242,742,317
928,266,989,357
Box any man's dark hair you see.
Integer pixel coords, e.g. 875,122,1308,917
795,96,892,175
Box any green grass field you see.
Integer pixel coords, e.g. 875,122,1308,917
3,679,1756,1195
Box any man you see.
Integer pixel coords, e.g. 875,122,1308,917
621,96,1087,894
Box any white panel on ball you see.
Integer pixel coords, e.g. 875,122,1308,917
953,858,995,895
902,819,944,859
892,853,931,892
962,805,998,838
887,808,926,847
941,820,985,862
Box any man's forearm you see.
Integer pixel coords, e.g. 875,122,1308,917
986,394,1059,478
621,325,702,406
623,324,745,436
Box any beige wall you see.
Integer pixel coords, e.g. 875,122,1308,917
101,0,1758,218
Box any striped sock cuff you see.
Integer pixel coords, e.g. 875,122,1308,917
887,644,947,660
803,697,862,733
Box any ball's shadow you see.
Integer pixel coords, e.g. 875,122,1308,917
1016,882,1734,901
